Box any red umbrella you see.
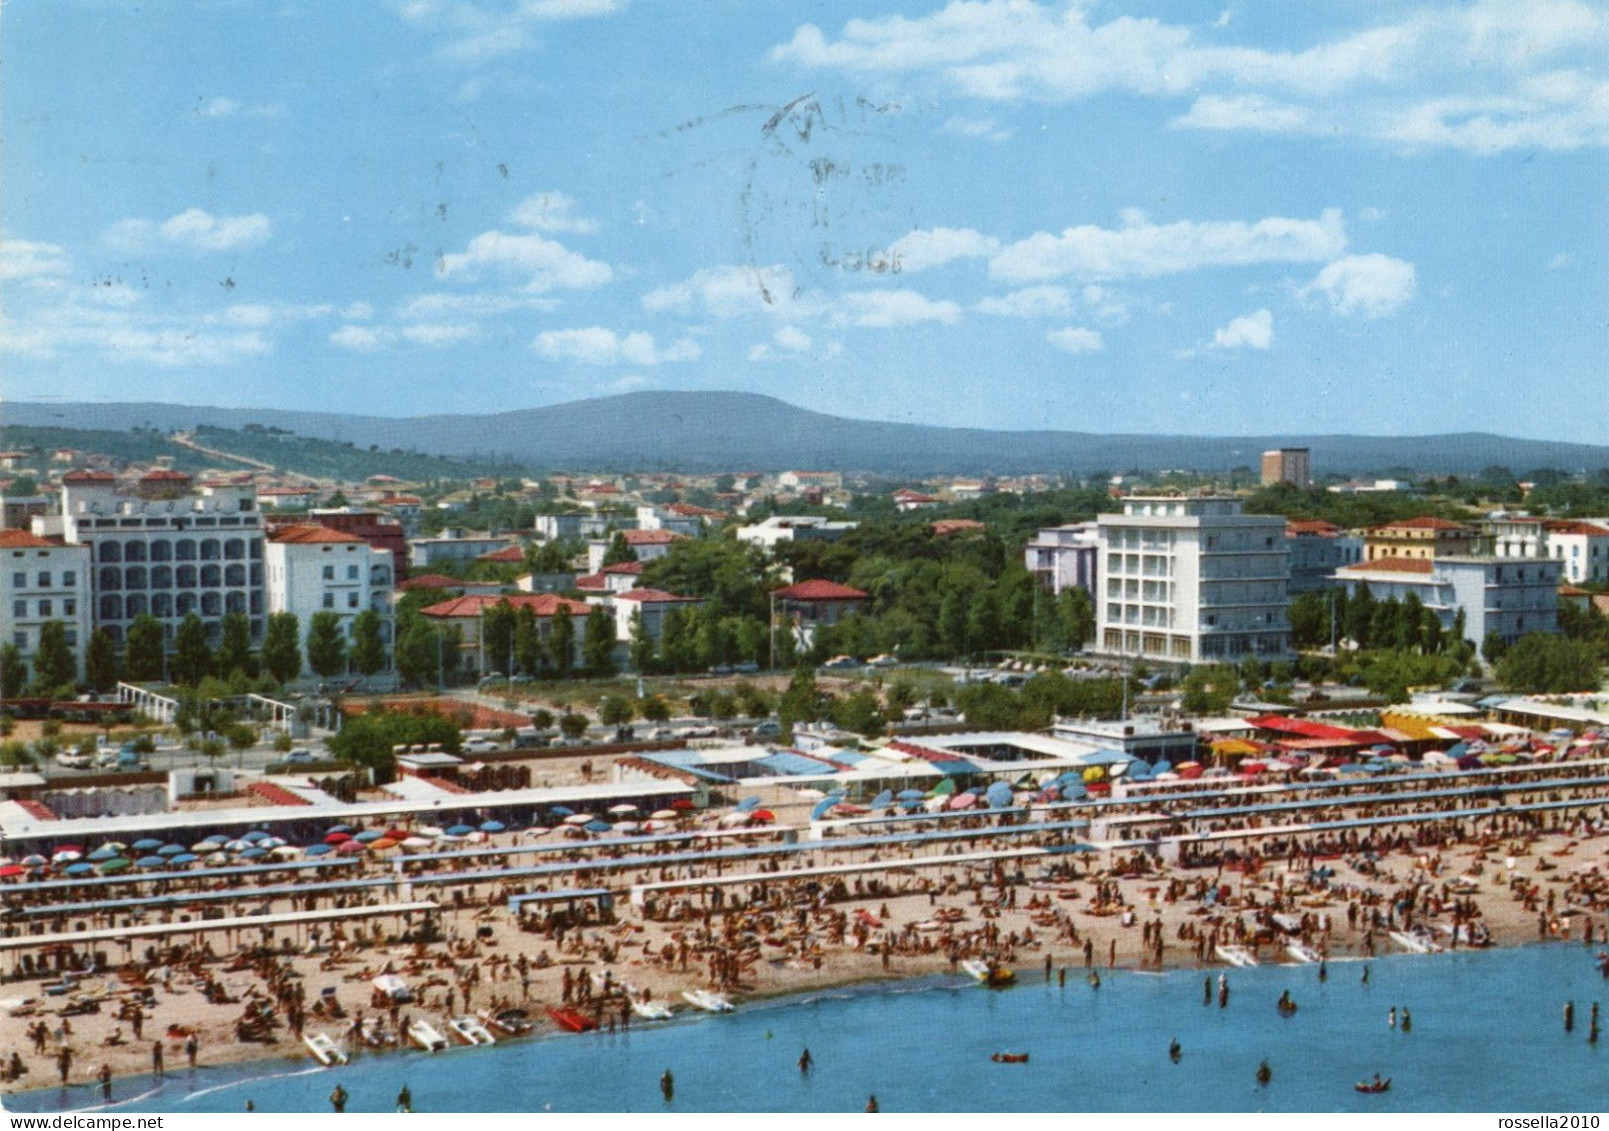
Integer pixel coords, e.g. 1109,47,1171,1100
0,864,25,877
385,828,410,840
670,799,696,810
336,840,366,855
324,832,352,845
751,810,776,822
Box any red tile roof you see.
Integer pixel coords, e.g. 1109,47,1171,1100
614,588,700,603
893,489,936,503
1544,521,1609,537
477,545,527,562
601,561,644,575
422,593,594,618
1559,585,1591,597
574,573,607,590
0,530,62,549
397,573,466,591
62,470,116,483
1368,516,1474,533
1286,520,1340,536
1339,556,1437,575
622,529,687,545
665,503,726,518
931,519,986,536
268,524,366,544
773,579,869,601
139,468,192,481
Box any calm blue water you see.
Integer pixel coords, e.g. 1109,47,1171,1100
8,944,1609,1113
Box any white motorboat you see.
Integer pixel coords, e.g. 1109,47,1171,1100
303,1031,348,1066
1216,944,1259,968
407,1017,450,1051
681,988,734,1013
1285,942,1323,965
631,998,674,1021
447,1015,496,1046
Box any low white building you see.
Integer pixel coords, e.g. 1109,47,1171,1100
1,530,92,683
584,529,686,573
734,514,857,552
265,525,394,676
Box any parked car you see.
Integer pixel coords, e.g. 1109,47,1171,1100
462,737,501,754
283,748,316,764
867,654,897,668
822,655,860,670
750,721,782,739
95,747,120,769
55,750,92,770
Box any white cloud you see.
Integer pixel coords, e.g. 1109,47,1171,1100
599,373,651,394
1046,326,1103,354
1211,308,1274,350
106,209,272,253
0,239,69,281
437,230,611,292
1548,252,1572,269
831,289,962,328
748,324,819,361
508,190,598,234
330,325,391,352
198,97,239,118
941,114,1013,141
772,0,1609,153
643,264,813,318
974,285,1075,318
990,209,1346,282
396,291,556,319
402,0,623,63
401,322,480,346
1300,254,1417,317
342,301,376,321
534,327,701,366
888,226,1000,272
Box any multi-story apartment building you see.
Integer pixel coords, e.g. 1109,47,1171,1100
38,472,265,653
1260,448,1311,488
1364,516,1483,562
1487,515,1609,586
1024,523,1099,597
1095,496,1291,664
1286,520,1365,593
0,530,92,683
1332,555,1560,645
265,525,395,677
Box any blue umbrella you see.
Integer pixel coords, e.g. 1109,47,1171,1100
549,806,574,818
64,862,94,875
1337,763,1372,775
170,853,199,865
810,798,838,821
303,843,334,856
131,838,163,851
157,844,187,856
354,830,385,843
897,789,926,801
242,830,269,843
584,820,612,833
88,846,120,861
480,821,505,833
985,781,1014,809
240,847,268,859
447,825,476,837
1153,761,1173,774
327,825,354,834
737,796,761,813
870,790,894,809
136,856,168,868
199,834,227,845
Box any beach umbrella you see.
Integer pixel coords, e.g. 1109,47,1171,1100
88,846,120,861
259,837,287,849
446,825,476,837
304,843,334,856
401,837,432,849
242,830,269,843
385,828,411,840
370,838,399,851
480,821,506,833
52,850,83,864
526,826,552,837
54,843,84,855
613,820,640,833
324,832,351,845
584,820,612,834
131,838,163,851
564,813,596,826
223,839,250,852
897,789,926,801
923,796,948,813
170,853,199,865
548,806,575,818
157,844,187,856
204,852,229,866
609,803,639,815
810,797,838,821
137,856,168,868
1153,761,1173,774
985,781,1014,809
650,810,679,821
795,788,826,800
0,864,27,877
21,854,48,867
870,790,894,809
930,778,957,797
751,810,775,822
97,857,132,874
643,819,671,832
242,847,270,859
1241,762,1266,776
336,840,366,855
64,862,94,876
327,824,354,835
1062,843,1101,854
670,799,696,811
736,796,760,813
190,841,218,853
354,830,385,843
949,792,978,811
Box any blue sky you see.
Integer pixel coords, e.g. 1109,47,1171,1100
3,0,1606,440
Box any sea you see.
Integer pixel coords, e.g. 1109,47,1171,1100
6,943,1608,1114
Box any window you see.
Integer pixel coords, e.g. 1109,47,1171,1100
12,600,25,618
348,592,359,609
347,565,359,580
323,565,335,581
63,631,76,647
62,571,75,587
37,572,50,587
323,593,335,608
38,600,51,617
12,631,25,649
63,599,75,616
11,573,23,588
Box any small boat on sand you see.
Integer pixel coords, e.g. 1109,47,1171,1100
545,1006,599,1033
480,1007,534,1036
1285,942,1323,965
961,959,1017,987
631,998,674,1021
447,1015,496,1045
303,1031,348,1066
1216,945,1258,968
407,1018,450,1051
681,989,734,1013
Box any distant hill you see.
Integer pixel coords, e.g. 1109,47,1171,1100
6,392,1607,477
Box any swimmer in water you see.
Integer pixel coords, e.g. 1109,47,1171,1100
1169,1039,1181,1064
1256,1060,1272,1087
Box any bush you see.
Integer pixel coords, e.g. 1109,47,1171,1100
558,713,590,741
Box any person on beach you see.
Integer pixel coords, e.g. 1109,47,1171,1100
1401,1008,1412,1033
1256,1060,1271,1087
185,1032,198,1067
329,1084,348,1113
866,1094,879,1112
1566,1001,1575,1032
1204,978,1212,1006
1362,966,1371,985
396,1084,413,1112
799,1048,813,1075
1169,1039,1181,1064
151,1041,164,1077
97,1063,111,1102
57,1047,71,1086
661,1069,675,1102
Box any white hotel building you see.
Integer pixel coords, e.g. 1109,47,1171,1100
265,525,395,677
1,530,92,681
1095,496,1291,664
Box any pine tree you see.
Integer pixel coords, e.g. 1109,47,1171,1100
584,605,617,676
306,611,348,678
602,532,639,567
217,612,255,678
85,629,119,692
0,643,27,698
30,621,77,692
351,610,387,676
124,615,166,682
628,610,656,673
513,606,542,676
549,605,575,678
170,614,212,687
262,612,302,684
